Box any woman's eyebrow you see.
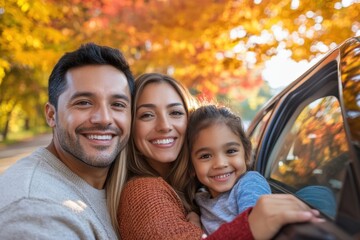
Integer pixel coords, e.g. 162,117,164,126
136,102,183,111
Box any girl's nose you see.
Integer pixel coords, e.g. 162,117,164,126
213,155,229,169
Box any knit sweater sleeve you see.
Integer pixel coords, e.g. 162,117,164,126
206,208,254,240
118,177,203,240
0,198,94,240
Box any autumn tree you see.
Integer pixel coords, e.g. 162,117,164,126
0,0,101,140
89,0,360,102
1,0,360,139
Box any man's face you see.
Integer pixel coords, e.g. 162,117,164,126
46,65,131,169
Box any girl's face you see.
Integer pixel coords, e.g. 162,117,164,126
134,82,187,177
191,123,247,198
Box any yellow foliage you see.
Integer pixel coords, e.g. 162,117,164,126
0,59,10,85
1,0,360,135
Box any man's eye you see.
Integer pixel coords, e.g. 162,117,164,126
76,101,91,106
113,102,126,108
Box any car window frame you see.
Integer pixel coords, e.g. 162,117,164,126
248,37,360,239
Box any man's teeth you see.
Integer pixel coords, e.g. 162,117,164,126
87,135,112,140
213,173,231,179
152,138,174,145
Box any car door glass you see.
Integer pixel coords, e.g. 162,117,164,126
268,96,350,219
249,110,272,154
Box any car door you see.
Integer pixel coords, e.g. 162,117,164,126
247,37,360,239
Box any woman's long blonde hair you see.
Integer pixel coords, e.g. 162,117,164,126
106,148,128,238
128,73,198,212
107,73,198,237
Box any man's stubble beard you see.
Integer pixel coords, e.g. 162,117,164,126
56,123,128,168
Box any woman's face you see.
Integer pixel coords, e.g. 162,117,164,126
134,82,187,176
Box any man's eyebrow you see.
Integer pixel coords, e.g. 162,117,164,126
136,102,183,111
113,93,130,103
69,92,130,103
69,92,94,101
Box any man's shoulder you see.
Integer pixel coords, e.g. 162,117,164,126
0,198,93,239
0,152,42,206
0,149,78,210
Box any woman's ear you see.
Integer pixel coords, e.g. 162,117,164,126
45,103,56,128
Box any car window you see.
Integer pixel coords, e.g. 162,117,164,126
249,110,272,156
267,96,350,219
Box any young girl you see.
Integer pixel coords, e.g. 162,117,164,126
187,104,271,235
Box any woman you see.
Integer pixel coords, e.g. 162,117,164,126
116,73,320,239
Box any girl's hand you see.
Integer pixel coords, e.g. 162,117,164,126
186,211,202,228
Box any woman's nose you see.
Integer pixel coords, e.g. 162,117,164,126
155,114,172,133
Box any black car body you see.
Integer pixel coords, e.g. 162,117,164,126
247,37,360,239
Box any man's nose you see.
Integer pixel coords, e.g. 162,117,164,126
90,105,112,126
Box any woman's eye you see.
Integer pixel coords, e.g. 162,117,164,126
169,109,186,117
139,112,154,120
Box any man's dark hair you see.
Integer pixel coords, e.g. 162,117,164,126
48,43,135,109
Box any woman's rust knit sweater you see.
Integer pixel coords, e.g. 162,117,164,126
118,177,254,240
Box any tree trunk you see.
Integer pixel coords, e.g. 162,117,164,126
2,118,10,141
1,111,12,141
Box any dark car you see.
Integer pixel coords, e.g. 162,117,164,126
247,37,360,239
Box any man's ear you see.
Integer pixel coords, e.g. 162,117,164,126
45,103,56,128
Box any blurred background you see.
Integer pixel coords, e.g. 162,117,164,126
1,0,360,144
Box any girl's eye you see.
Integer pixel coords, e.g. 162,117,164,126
199,153,211,159
227,148,239,154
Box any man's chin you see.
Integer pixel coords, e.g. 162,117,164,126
80,150,118,168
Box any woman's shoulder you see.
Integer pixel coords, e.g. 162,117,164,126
120,176,186,214
126,176,167,187
123,177,172,194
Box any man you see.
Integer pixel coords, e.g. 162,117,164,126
0,43,134,239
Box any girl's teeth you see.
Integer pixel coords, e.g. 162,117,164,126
213,173,231,179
